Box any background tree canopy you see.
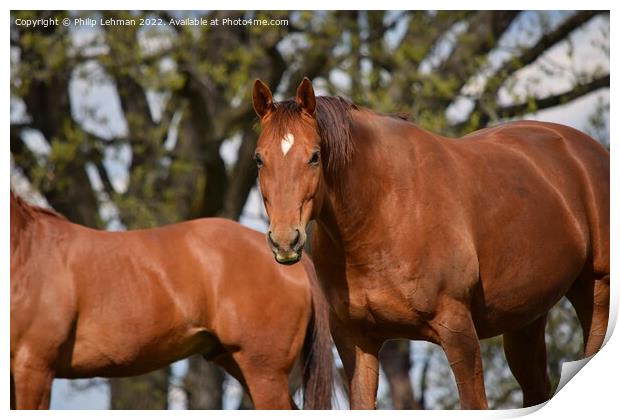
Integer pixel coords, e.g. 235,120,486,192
10,10,609,409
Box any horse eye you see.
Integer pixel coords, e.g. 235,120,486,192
308,151,320,166
254,153,264,169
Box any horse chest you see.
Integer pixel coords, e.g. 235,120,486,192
327,272,436,339
313,230,445,338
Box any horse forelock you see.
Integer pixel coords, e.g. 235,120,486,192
267,96,357,181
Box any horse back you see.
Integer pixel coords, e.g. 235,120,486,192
460,120,609,274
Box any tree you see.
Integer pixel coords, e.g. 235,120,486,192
11,10,608,409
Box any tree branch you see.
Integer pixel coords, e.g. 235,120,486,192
496,73,609,119
382,12,476,107
284,12,348,96
396,11,473,70
461,11,608,131
92,158,115,196
438,11,520,83
481,11,605,101
365,11,408,43
452,73,609,133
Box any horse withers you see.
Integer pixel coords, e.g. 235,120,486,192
251,77,609,409
10,193,332,410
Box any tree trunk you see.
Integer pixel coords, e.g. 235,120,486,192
220,130,258,220
185,355,225,409
237,390,254,410
109,368,170,409
380,340,420,409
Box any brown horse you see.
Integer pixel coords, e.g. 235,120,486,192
251,77,609,409
10,192,332,410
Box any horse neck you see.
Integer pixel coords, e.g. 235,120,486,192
315,112,443,250
316,112,395,247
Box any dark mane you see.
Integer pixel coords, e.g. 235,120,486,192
268,96,358,180
10,191,67,221
314,96,358,178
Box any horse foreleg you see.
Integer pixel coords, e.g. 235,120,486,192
330,313,381,409
503,314,551,407
12,358,54,409
229,350,293,409
432,302,488,409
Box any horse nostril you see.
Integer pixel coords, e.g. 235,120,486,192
268,231,279,249
290,229,301,249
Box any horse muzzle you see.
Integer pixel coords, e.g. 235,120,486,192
267,228,305,265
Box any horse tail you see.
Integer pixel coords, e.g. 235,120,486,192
300,256,333,409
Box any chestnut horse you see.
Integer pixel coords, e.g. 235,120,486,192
251,78,609,409
10,192,332,410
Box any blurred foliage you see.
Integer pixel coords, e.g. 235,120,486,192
10,10,608,409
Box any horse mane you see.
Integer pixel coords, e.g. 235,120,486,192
314,96,358,179
10,191,67,221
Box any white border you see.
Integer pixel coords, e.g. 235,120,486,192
3,3,617,419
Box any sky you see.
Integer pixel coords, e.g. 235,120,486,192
10,10,610,410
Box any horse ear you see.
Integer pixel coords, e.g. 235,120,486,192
252,79,275,119
295,77,316,116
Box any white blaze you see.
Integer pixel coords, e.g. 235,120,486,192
281,132,295,156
